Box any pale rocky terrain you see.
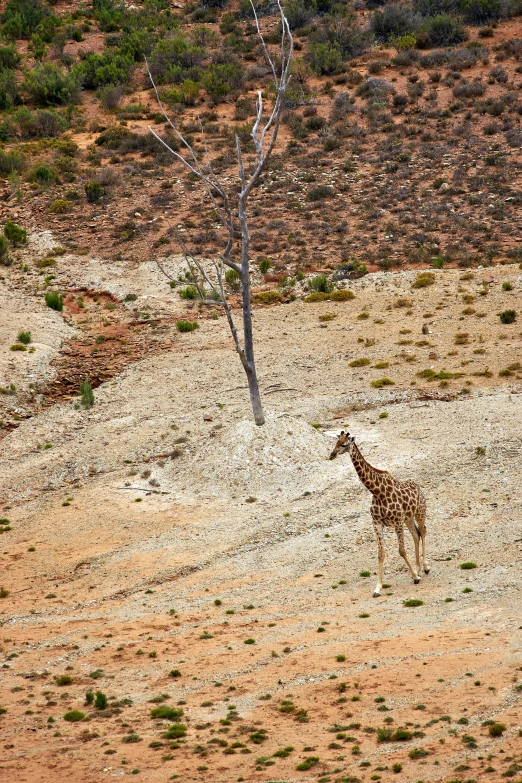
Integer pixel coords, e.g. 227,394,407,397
1,237,522,782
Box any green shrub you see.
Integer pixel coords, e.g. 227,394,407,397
45,290,63,311
309,274,334,294
22,63,79,105
371,377,395,388
421,14,467,47
148,35,205,85
179,285,198,300
461,0,501,24
32,165,55,184
488,722,506,737
1,0,49,39
0,43,20,70
176,320,199,332
17,330,31,345
85,690,94,705
150,706,184,720
0,68,19,110
409,747,430,758
372,6,419,43
259,257,271,274
403,599,424,607
163,723,187,739
80,380,94,409
412,272,435,288
296,756,320,771
330,289,355,301
500,310,516,324
432,255,444,269
74,50,134,90
0,150,23,174
350,358,370,367
308,185,334,201
84,181,103,203
306,42,342,75
202,62,244,103
377,726,393,742
391,729,412,741
10,343,26,351
4,220,27,245
460,561,477,569
169,669,181,677
48,199,71,214
225,268,240,291
94,691,107,710
122,734,142,743
0,235,9,266
252,290,283,304
63,710,85,722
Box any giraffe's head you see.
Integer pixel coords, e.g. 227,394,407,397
329,430,355,460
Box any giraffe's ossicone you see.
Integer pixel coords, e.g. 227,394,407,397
329,431,429,597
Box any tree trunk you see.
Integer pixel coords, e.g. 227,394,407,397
239,196,265,426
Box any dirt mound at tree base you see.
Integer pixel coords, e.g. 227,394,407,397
164,411,334,499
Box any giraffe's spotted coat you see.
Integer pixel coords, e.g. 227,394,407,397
329,431,429,597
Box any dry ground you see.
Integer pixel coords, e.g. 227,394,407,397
1,242,522,783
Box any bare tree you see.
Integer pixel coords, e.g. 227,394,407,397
146,1,293,426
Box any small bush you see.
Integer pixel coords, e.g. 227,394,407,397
421,15,467,47
488,722,506,737
409,747,430,758
94,691,107,710
22,63,80,106
308,185,334,201
10,343,26,351
295,756,320,771
4,220,27,246
45,291,63,311
350,357,370,367
63,710,85,722
169,669,181,678
259,257,271,274
0,150,23,175
179,285,198,300
48,199,71,214
393,729,413,741
403,599,424,607
55,675,73,686
309,274,334,294
150,706,183,720
84,181,103,203
31,164,55,185
252,290,283,304
499,310,516,324
371,378,395,388
0,235,10,265
122,734,142,743
460,561,477,569
176,320,199,333
377,726,393,742
330,289,355,301
412,272,435,288
163,723,187,740
80,380,94,410
17,330,32,345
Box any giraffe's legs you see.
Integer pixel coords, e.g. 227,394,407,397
409,520,421,575
415,508,429,574
396,524,420,584
371,512,385,598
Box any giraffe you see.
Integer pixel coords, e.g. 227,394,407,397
329,431,429,597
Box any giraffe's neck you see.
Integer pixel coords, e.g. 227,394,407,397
349,444,388,495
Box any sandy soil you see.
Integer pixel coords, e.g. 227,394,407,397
1,237,522,782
